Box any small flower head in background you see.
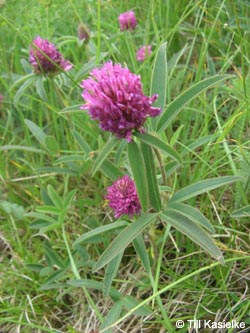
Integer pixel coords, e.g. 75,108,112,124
77,23,90,41
106,175,141,219
136,45,152,62
81,61,161,141
0,94,4,110
118,10,137,31
29,36,73,75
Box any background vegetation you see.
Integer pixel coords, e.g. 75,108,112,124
0,0,250,332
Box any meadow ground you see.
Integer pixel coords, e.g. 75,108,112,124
0,1,250,332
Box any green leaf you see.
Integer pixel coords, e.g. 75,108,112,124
141,142,162,211
103,252,123,298
93,213,157,272
150,42,167,130
63,189,77,208
24,119,47,146
92,137,117,176
29,220,53,229
0,145,46,154
13,74,37,107
67,279,121,300
60,104,82,113
54,154,86,165
127,141,148,211
44,244,65,268
72,130,91,153
47,185,64,209
231,205,250,218
73,221,128,246
169,176,243,204
157,74,235,133
35,75,47,101
0,200,25,219
42,269,66,286
25,212,58,224
100,160,124,180
36,205,62,215
136,132,181,164
167,202,215,233
100,300,123,333
123,296,152,316
133,234,151,274
161,209,224,263
35,166,77,175
45,136,59,155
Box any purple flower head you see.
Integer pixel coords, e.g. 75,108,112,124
81,62,161,141
78,23,90,41
106,175,141,219
0,94,3,109
136,45,152,62
29,36,73,74
118,10,137,31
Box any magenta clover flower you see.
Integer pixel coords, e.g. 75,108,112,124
106,175,141,219
81,61,161,141
29,36,73,74
78,23,90,41
118,10,137,31
136,45,152,62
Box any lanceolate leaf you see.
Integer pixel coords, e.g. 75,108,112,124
135,132,181,164
141,142,162,212
231,205,250,218
100,300,123,333
150,42,167,130
0,145,46,154
167,202,215,233
67,279,121,300
161,209,224,263
101,160,124,180
169,176,243,204
73,221,128,246
92,137,117,176
133,234,151,274
93,213,157,272
157,74,235,133
103,252,123,298
127,141,148,212
24,119,47,146
13,74,37,107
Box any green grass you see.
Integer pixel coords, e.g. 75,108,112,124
1,0,250,332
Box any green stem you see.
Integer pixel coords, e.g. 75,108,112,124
96,0,101,64
100,255,250,332
153,147,167,185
